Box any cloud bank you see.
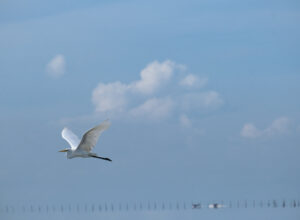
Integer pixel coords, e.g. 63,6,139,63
92,60,223,123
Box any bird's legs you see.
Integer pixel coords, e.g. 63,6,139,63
90,155,112,162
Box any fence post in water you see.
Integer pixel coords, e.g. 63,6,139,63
273,200,277,208
139,202,142,211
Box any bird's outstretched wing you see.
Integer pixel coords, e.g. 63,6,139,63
61,127,80,150
77,120,111,152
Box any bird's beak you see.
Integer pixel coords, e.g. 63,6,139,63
59,149,68,152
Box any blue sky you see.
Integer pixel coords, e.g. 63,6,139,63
0,0,300,219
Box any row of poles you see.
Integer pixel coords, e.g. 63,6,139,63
1,199,299,214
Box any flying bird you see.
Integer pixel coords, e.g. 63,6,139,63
59,120,112,161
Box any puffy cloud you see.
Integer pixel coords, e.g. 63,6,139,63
92,82,128,113
92,60,180,114
241,123,261,138
91,60,223,122
46,54,65,78
180,74,207,88
132,60,176,94
241,116,290,138
130,97,173,119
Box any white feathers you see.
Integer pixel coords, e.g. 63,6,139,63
61,120,111,153
77,120,111,152
61,127,80,150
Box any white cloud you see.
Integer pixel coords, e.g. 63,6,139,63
241,116,290,138
89,60,223,122
132,60,176,94
92,60,180,114
241,123,261,138
265,117,290,135
92,82,128,113
130,97,173,119
180,74,207,88
46,54,65,78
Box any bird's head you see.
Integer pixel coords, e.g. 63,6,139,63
58,148,70,153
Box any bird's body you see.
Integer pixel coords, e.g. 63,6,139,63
59,120,112,161
66,148,90,159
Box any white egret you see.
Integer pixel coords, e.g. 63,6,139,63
59,120,112,161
